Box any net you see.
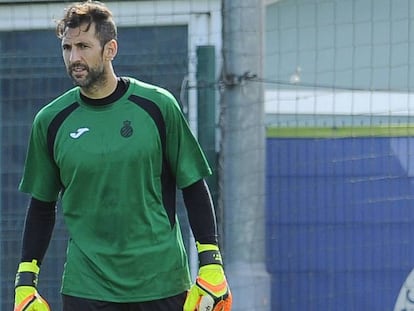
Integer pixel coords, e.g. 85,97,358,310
265,0,414,310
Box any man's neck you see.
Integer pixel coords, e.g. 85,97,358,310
80,72,118,99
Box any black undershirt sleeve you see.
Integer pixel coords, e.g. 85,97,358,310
22,180,215,263
20,197,56,265
182,179,218,245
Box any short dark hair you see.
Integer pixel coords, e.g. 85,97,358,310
56,0,117,47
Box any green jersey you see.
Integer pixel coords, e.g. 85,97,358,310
19,77,212,302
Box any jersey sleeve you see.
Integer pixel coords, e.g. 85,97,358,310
19,114,62,201
161,91,212,189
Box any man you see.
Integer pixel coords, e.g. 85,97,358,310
13,1,232,310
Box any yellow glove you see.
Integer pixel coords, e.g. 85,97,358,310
184,243,232,311
14,260,50,311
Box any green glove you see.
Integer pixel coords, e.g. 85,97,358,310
14,260,50,311
184,243,232,311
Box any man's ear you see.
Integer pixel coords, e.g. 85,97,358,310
104,39,118,61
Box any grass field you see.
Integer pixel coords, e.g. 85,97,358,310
266,125,414,138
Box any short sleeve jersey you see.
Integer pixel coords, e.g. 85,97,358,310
19,77,212,302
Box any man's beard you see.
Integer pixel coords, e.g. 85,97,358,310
68,62,107,92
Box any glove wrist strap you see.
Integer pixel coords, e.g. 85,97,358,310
15,271,38,288
198,249,223,267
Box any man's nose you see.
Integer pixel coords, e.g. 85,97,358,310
69,48,81,62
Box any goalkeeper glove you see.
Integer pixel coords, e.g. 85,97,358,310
14,260,50,311
184,243,232,311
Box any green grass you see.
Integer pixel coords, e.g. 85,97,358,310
266,125,414,138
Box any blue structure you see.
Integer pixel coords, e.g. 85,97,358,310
266,137,414,310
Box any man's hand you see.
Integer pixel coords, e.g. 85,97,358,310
14,260,50,311
184,243,232,311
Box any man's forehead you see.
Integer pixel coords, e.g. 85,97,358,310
62,23,96,41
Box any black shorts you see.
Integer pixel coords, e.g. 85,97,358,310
62,291,187,311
